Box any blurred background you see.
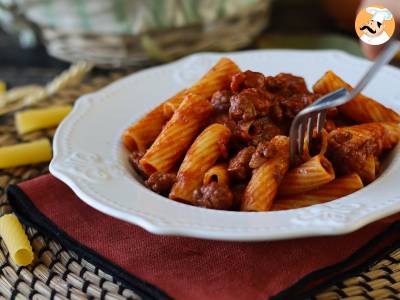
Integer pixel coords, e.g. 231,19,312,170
0,0,368,87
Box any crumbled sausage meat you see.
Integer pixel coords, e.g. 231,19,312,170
254,89,274,115
192,182,233,210
265,73,309,96
247,117,282,145
145,172,176,195
243,71,266,90
249,141,277,169
228,146,255,181
229,88,271,121
327,124,389,175
230,72,245,93
229,90,257,121
211,89,232,112
277,93,319,120
231,70,266,93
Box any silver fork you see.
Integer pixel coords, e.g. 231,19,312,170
289,40,400,163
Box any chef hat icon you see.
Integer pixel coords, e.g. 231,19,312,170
366,7,393,24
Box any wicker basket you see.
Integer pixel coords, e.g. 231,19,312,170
6,0,271,67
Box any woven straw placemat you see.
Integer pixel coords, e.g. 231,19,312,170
0,71,400,300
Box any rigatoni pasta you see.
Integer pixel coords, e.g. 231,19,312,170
203,164,229,186
313,71,400,123
272,173,364,210
0,214,34,266
163,89,189,118
15,105,72,135
162,57,241,117
122,59,400,211
122,104,168,153
140,93,213,175
241,136,289,212
357,155,377,184
381,122,400,145
169,124,231,203
0,139,52,169
123,58,239,153
278,155,335,196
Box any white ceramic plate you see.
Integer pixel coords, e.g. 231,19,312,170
50,50,400,241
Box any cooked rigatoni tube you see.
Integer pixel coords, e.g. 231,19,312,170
163,89,189,119
278,155,335,196
0,214,33,266
122,104,168,153
163,57,241,117
313,71,400,123
381,122,400,145
15,105,72,135
0,139,52,169
140,93,214,175
170,124,231,203
124,58,238,152
358,155,377,184
203,164,229,186
241,136,290,212
271,173,363,210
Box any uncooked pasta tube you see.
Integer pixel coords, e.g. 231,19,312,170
0,139,52,169
0,214,33,266
15,105,72,134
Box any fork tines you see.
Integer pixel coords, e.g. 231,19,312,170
289,87,349,163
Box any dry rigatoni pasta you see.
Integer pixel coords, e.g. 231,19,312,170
140,93,213,175
15,105,72,135
278,155,335,196
272,173,363,210
241,136,289,212
163,57,241,117
203,164,229,186
0,139,52,169
313,71,400,123
0,214,33,266
170,124,231,203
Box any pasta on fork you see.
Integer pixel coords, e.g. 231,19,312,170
122,57,400,212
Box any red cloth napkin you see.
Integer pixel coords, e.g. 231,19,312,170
9,174,400,300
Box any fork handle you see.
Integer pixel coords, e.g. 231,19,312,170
350,40,400,99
